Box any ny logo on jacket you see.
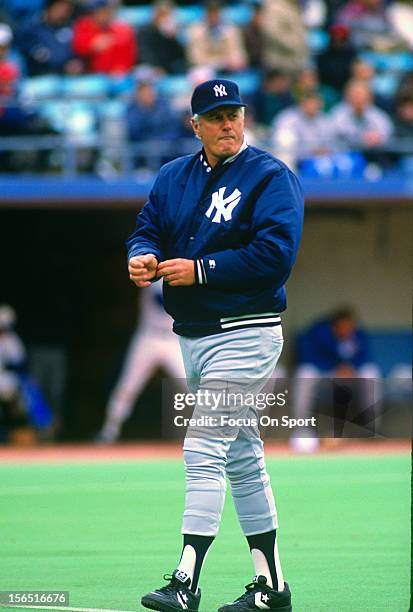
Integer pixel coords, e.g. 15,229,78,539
205,186,242,223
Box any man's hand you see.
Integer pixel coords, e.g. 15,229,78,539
128,254,158,288
157,258,195,286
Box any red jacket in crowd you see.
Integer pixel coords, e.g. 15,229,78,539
73,16,137,75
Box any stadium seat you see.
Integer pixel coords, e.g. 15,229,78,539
220,70,261,95
108,75,136,98
176,5,205,25
20,75,62,101
61,75,110,100
99,99,125,122
223,4,252,25
157,75,190,98
372,73,398,98
118,6,152,27
38,99,68,132
360,51,413,73
307,29,329,53
67,102,98,139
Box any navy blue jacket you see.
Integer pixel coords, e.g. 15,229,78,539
127,144,304,336
297,320,371,371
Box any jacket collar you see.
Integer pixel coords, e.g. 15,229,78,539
199,137,248,173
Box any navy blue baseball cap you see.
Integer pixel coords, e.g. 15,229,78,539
191,79,246,115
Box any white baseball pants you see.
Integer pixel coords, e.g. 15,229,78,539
179,325,283,536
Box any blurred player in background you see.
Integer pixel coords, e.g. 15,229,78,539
96,280,185,444
291,306,381,452
0,305,28,442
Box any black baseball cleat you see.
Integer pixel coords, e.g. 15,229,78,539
141,569,201,611
217,575,292,612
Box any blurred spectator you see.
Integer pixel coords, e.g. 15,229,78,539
291,307,381,452
260,0,308,74
394,95,413,140
242,1,263,69
396,70,413,100
17,0,82,76
387,0,413,49
293,67,340,111
349,57,394,113
251,69,295,126
2,0,44,25
0,23,19,95
329,79,393,151
0,304,53,443
126,80,180,168
0,305,29,443
271,90,332,167
186,0,247,73
96,281,185,444
336,0,404,51
0,8,12,27
316,23,357,93
301,0,327,28
391,95,413,169
73,0,137,75
0,23,57,171
138,0,186,75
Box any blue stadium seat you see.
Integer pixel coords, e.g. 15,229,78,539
38,100,68,132
98,99,126,121
63,101,99,139
221,71,261,95
307,29,329,53
176,6,205,25
118,6,152,27
119,4,252,27
109,75,136,98
158,75,190,98
61,75,110,99
223,5,252,25
20,75,62,100
372,73,398,98
361,51,413,73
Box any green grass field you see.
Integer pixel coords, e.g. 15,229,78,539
0,453,410,612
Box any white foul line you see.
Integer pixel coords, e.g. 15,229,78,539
0,606,135,612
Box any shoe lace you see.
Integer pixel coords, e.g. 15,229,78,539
232,581,260,603
159,574,184,594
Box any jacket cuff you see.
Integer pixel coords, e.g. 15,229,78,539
195,258,207,285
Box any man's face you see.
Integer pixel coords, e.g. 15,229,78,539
300,95,322,117
191,105,244,166
47,1,72,24
398,101,413,123
137,84,156,107
346,83,371,112
93,6,114,26
333,317,355,339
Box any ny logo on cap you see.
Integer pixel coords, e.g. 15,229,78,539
213,84,227,97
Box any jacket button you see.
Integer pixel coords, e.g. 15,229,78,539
190,236,194,240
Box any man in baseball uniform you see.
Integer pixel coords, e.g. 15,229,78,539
127,79,304,612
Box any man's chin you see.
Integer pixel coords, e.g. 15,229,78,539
217,143,238,157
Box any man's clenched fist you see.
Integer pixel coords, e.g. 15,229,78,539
128,254,158,288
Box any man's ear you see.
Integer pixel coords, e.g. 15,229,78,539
191,117,201,140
